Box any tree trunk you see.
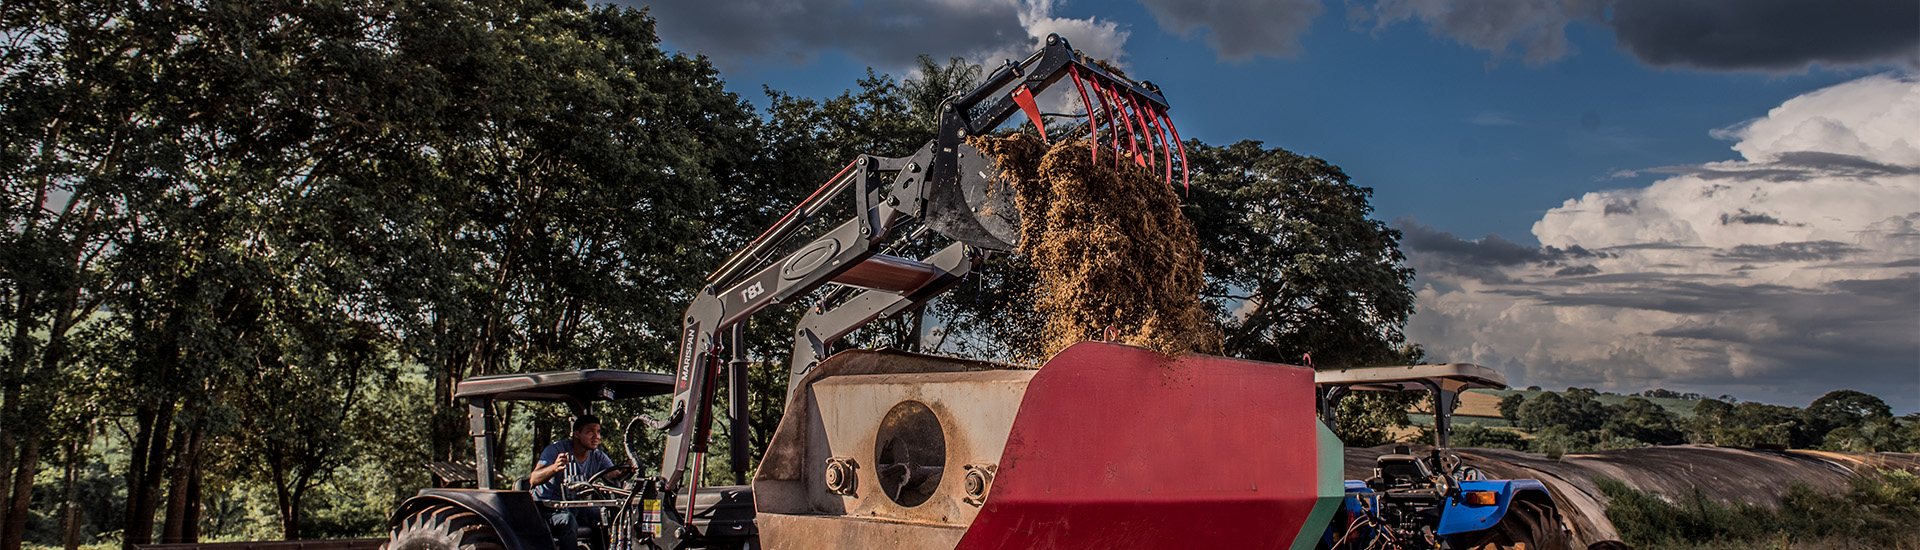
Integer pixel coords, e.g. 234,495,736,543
0,295,37,548
122,405,176,550
1,435,42,550
161,427,201,543
61,439,80,550
183,455,201,543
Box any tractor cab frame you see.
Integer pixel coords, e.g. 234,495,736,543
385,369,755,550
1315,364,1568,550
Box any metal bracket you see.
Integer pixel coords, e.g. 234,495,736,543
963,463,997,506
825,456,859,496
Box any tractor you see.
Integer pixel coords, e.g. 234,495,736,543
382,34,1347,550
1315,364,1570,549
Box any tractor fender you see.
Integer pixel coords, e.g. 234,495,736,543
1435,479,1554,536
390,489,556,550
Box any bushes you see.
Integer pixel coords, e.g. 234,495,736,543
1599,470,1920,550
1451,423,1527,451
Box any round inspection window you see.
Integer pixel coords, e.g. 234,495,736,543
873,400,946,507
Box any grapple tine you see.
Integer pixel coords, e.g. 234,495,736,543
1092,80,1121,166
1123,92,1151,168
1068,65,1099,164
1145,105,1172,185
1108,86,1143,167
1163,107,1190,192
1142,95,1170,178
1012,85,1049,143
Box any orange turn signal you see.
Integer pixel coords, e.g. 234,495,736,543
1463,491,1499,506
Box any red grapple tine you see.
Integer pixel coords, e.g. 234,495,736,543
1068,66,1099,163
1163,108,1190,191
1113,86,1136,166
1145,106,1172,184
1012,85,1049,143
1092,80,1121,166
1123,92,1151,168
1141,95,1170,177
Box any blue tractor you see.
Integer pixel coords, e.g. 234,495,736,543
1315,364,1570,550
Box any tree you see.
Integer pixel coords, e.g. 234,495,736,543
1497,394,1527,424
4,0,766,543
901,55,982,129
1180,141,1418,368
1333,392,1422,448
1802,390,1893,444
1603,397,1684,446
1516,389,1607,433
1452,423,1527,451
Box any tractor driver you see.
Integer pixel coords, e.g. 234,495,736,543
531,415,614,550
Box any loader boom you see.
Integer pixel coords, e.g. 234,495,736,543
655,33,1185,523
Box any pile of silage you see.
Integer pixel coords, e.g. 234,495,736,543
967,133,1220,360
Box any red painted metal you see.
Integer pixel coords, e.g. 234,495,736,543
1164,114,1189,191
1012,86,1049,143
1067,66,1098,164
1090,80,1120,166
954,341,1325,550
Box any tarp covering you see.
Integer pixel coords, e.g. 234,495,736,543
1345,444,1920,546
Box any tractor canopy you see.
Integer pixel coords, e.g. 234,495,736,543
1314,363,1507,450
454,369,675,411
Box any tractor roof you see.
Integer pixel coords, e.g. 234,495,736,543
454,369,675,408
1314,363,1507,394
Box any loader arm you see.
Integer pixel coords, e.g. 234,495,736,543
654,33,1187,534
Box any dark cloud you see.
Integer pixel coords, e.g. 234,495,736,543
1536,280,1805,314
1610,0,1920,72
1772,151,1920,176
1554,264,1601,277
620,0,1029,69
1647,151,1920,182
1717,241,1858,262
1139,0,1322,60
1718,209,1795,226
1353,0,1919,72
1395,217,1601,265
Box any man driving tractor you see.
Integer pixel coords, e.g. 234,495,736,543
531,415,614,550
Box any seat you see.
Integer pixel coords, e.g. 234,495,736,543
1372,454,1430,491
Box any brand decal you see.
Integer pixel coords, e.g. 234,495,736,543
678,323,698,382
740,281,765,302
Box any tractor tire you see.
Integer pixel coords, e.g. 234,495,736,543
383,505,508,550
1454,500,1570,550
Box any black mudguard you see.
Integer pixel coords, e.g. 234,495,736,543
390,489,555,550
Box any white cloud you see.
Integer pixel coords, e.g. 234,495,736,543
1404,73,1920,410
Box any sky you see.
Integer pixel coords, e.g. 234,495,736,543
612,0,1920,413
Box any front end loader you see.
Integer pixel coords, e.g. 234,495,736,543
385,34,1345,550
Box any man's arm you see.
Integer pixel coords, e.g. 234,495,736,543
529,446,572,487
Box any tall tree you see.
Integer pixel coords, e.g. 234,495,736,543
1181,140,1418,368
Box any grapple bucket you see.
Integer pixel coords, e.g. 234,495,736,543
920,141,1023,251
752,342,1344,549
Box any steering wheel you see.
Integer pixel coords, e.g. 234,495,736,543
586,464,637,487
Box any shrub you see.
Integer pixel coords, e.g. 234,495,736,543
1599,470,1920,550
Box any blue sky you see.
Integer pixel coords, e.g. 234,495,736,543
619,0,1919,413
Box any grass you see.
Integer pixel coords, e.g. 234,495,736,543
1598,469,1920,550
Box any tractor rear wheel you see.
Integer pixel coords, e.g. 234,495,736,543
383,505,507,550
1455,500,1569,550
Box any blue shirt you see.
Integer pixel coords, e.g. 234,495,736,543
534,440,614,501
